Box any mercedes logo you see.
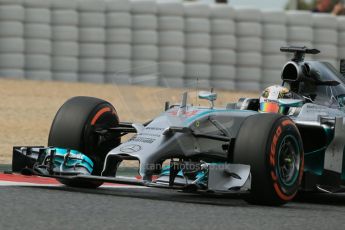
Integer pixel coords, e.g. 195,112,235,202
120,144,142,153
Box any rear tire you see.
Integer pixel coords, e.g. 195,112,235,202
48,96,120,188
233,113,304,206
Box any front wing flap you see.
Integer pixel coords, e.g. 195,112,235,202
11,146,251,192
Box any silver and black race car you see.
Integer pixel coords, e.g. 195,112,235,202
12,46,345,206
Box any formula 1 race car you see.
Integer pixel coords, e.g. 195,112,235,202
12,46,345,206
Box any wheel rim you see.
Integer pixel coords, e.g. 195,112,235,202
277,135,300,187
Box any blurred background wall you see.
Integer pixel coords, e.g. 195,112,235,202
0,0,344,91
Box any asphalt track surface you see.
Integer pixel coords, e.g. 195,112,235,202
1,176,345,230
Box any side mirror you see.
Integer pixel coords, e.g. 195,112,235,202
340,59,345,77
198,91,217,101
198,91,217,108
307,65,340,86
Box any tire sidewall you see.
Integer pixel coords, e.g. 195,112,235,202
233,113,304,205
48,96,120,175
83,103,120,158
48,97,121,188
266,117,304,202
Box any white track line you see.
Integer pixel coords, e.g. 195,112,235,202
0,181,60,187
0,180,146,188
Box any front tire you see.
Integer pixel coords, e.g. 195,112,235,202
48,96,120,188
233,113,304,206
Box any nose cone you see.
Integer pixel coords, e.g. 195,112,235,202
103,132,186,180
102,113,193,180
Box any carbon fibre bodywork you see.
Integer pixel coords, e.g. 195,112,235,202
11,46,345,196
102,106,257,181
99,52,345,191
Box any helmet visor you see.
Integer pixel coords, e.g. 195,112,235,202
260,102,280,113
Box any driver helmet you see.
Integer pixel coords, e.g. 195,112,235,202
259,85,293,114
